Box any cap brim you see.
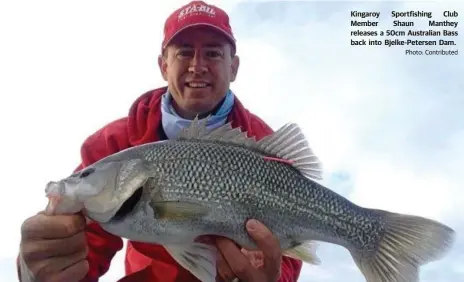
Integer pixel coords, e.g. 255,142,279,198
162,23,236,50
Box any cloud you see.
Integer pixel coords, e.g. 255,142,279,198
229,0,463,281
0,0,462,281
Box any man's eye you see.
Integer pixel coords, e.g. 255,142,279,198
206,51,221,57
177,50,193,57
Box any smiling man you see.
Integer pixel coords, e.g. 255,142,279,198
159,19,239,121
17,1,303,282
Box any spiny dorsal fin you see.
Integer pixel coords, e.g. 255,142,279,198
176,115,256,147
177,116,210,139
176,116,323,180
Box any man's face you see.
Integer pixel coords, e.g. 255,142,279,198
158,26,240,119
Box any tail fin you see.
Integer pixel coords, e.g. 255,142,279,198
350,211,455,282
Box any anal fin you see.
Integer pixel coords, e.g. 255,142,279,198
283,241,321,265
164,242,218,282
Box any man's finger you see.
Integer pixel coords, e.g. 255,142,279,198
31,248,88,280
47,259,89,282
245,219,282,278
215,237,261,281
22,232,87,262
21,213,86,240
194,235,215,245
216,248,235,281
241,249,264,269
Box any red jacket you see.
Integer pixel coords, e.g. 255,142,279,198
65,87,302,281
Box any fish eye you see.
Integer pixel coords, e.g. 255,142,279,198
80,168,95,178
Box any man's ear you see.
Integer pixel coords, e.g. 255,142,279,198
230,55,240,82
158,54,168,81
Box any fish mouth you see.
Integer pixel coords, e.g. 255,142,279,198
112,186,144,221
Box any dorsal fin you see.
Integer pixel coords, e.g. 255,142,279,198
176,116,323,180
256,123,323,180
176,116,257,147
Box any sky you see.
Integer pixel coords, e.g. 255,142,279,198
0,0,462,281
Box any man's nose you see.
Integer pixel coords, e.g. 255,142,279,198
188,52,207,74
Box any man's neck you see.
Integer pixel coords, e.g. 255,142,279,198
172,96,226,120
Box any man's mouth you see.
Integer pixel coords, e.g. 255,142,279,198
185,82,211,88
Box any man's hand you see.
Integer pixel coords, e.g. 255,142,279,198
19,212,89,282
215,219,282,282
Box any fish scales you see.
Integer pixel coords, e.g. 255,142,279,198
133,140,298,245
45,118,456,282
120,138,385,252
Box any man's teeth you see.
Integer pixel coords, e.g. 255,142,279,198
187,82,208,88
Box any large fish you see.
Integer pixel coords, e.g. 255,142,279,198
45,118,455,282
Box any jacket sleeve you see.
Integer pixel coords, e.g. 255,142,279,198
80,220,124,281
278,256,303,282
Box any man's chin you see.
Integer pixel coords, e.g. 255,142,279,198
174,90,223,118
184,86,212,97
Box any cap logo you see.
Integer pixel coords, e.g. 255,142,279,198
178,3,216,20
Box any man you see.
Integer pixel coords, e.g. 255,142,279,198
17,1,303,281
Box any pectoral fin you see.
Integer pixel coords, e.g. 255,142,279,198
150,201,210,220
164,242,218,282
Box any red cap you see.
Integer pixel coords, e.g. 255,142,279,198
162,1,236,51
